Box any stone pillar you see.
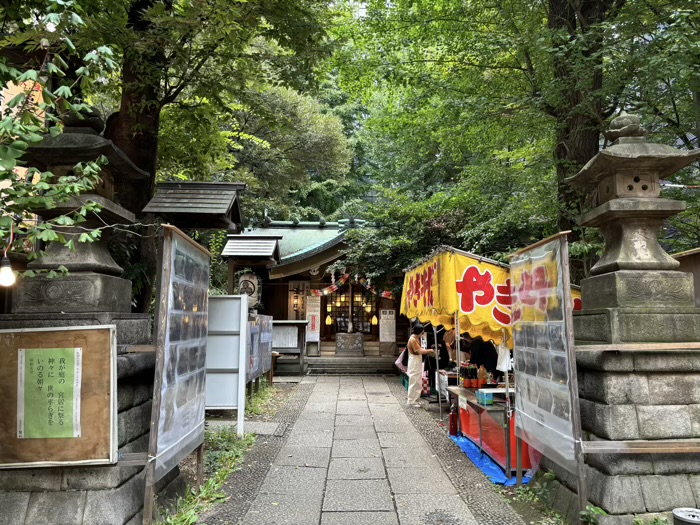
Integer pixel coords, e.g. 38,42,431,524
548,114,700,524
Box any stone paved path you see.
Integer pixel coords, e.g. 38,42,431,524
237,376,484,525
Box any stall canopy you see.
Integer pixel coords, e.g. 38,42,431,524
400,247,582,346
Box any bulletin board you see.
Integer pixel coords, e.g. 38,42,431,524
148,225,211,483
0,325,117,468
248,313,273,382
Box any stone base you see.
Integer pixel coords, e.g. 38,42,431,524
541,457,697,524
336,333,364,356
581,270,695,309
0,312,150,345
12,273,132,314
573,307,700,343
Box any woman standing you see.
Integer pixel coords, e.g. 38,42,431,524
406,323,435,407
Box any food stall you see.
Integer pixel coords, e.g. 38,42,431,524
400,247,580,475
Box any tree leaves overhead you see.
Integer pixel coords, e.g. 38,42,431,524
328,0,700,285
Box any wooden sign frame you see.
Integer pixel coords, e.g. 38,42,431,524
0,325,117,468
143,225,210,525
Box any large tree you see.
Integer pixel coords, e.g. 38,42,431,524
330,0,699,281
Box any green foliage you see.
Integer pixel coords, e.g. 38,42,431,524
156,430,255,525
633,518,669,525
329,0,700,284
0,0,117,271
580,505,607,524
244,379,275,417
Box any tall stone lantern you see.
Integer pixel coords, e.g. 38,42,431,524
568,112,700,343
542,114,700,522
1,111,151,343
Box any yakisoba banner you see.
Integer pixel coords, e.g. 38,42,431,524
400,249,581,346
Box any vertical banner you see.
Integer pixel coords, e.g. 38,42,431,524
306,296,321,343
379,309,396,343
17,347,82,439
510,233,584,480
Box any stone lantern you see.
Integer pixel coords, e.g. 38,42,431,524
567,112,700,343
541,114,700,522
0,110,151,343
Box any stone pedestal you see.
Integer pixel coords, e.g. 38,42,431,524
544,348,700,524
336,333,364,356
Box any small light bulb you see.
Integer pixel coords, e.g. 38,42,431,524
0,257,16,287
325,315,333,326
371,315,378,326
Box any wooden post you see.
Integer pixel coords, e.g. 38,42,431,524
142,462,155,525
196,444,204,489
254,377,260,393
227,259,236,294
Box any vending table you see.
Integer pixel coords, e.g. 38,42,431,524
447,386,532,474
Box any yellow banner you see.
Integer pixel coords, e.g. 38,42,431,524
401,250,582,346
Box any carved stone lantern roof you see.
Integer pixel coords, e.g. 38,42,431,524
566,113,700,189
23,111,149,183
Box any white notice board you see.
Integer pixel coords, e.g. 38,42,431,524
205,295,249,436
379,309,396,343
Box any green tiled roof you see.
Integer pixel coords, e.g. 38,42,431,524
244,219,365,263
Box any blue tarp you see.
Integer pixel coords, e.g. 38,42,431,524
449,434,532,486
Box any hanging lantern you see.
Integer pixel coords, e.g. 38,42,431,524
335,299,341,307
0,257,16,287
325,315,333,326
371,314,378,326
365,304,372,313
327,304,332,312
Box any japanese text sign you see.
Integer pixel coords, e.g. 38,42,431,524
401,251,511,345
401,248,582,346
510,234,582,474
0,325,116,468
18,347,81,439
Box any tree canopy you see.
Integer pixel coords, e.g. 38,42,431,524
326,0,700,287
2,0,698,301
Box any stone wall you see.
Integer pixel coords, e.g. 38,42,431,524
542,349,700,524
0,353,186,525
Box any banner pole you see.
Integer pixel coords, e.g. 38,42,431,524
433,324,442,419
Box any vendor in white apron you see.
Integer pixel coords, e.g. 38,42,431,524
406,323,435,407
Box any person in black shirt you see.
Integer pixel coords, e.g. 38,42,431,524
465,335,502,381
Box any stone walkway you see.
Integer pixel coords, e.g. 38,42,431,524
228,375,511,525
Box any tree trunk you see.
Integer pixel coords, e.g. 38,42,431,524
546,0,623,280
104,0,164,312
